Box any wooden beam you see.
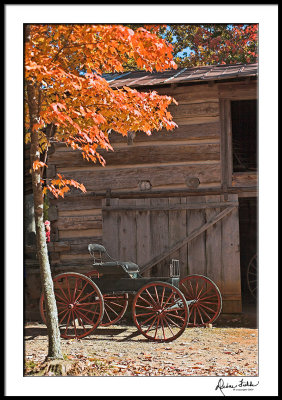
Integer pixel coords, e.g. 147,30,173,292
218,81,257,100
140,206,236,274
55,163,221,192
102,201,238,212
50,143,220,168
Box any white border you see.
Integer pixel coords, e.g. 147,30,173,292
5,4,278,397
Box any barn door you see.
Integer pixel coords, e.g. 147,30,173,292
102,194,241,313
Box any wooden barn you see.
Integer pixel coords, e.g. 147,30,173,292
24,63,258,319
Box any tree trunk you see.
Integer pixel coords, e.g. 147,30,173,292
26,44,63,359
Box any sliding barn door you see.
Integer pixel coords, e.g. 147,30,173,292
102,194,241,313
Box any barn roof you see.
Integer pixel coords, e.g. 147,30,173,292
103,63,258,88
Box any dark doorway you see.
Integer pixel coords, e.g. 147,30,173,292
231,99,257,173
238,197,258,308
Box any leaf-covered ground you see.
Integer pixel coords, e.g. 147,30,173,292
24,322,258,377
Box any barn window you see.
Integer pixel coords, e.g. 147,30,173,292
231,100,257,172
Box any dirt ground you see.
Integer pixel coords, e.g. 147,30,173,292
24,311,258,377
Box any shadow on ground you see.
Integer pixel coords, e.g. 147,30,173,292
25,297,258,342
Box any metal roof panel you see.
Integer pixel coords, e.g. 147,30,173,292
103,63,258,88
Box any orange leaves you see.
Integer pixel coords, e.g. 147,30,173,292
26,24,177,78
32,120,45,133
32,160,47,171
50,102,66,112
44,173,86,198
136,58,144,70
25,24,179,190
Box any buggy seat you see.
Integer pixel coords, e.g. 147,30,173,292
88,243,140,277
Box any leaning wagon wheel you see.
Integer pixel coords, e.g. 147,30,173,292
39,272,104,339
247,254,257,299
132,281,189,342
179,274,222,327
100,293,129,327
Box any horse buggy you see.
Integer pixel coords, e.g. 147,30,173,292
40,244,222,343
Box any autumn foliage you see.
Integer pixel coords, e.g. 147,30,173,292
25,24,178,198
25,24,259,198
165,24,258,67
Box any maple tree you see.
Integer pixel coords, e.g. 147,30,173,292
163,24,258,67
25,24,178,359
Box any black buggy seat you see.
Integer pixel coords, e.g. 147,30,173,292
88,243,140,278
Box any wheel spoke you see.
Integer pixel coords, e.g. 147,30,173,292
105,300,124,308
197,304,213,321
58,308,70,324
160,317,166,341
104,303,120,317
66,277,72,304
188,280,195,298
75,306,101,318
153,317,160,339
196,306,205,325
74,310,87,333
76,289,97,304
135,304,154,310
160,286,166,306
143,314,158,333
140,313,158,328
180,275,222,326
180,282,194,299
137,294,154,308
197,293,218,302
135,311,155,318
72,277,79,304
55,286,70,304
100,293,128,327
162,315,175,336
164,313,183,329
162,291,175,310
198,301,218,314
64,309,72,336
132,282,188,342
40,273,104,339
145,289,159,308
247,254,257,299
71,310,78,338
75,308,98,325
103,308,111,324
165,311,186,322
76,301,101,306
196,285,214,300
154,285,160,306
72,281,89,303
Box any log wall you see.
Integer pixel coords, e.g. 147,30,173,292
25,77,258,316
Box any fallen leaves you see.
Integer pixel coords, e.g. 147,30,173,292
24,324,258,377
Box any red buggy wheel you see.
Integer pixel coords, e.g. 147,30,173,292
179,274,222,327
132,281,189,342
100,293,129,327
40,272,104,339
247,254,257,299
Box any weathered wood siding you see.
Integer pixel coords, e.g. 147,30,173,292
46,82,222,270
46,195,103,274
32,78,258,314
102,194,241,313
